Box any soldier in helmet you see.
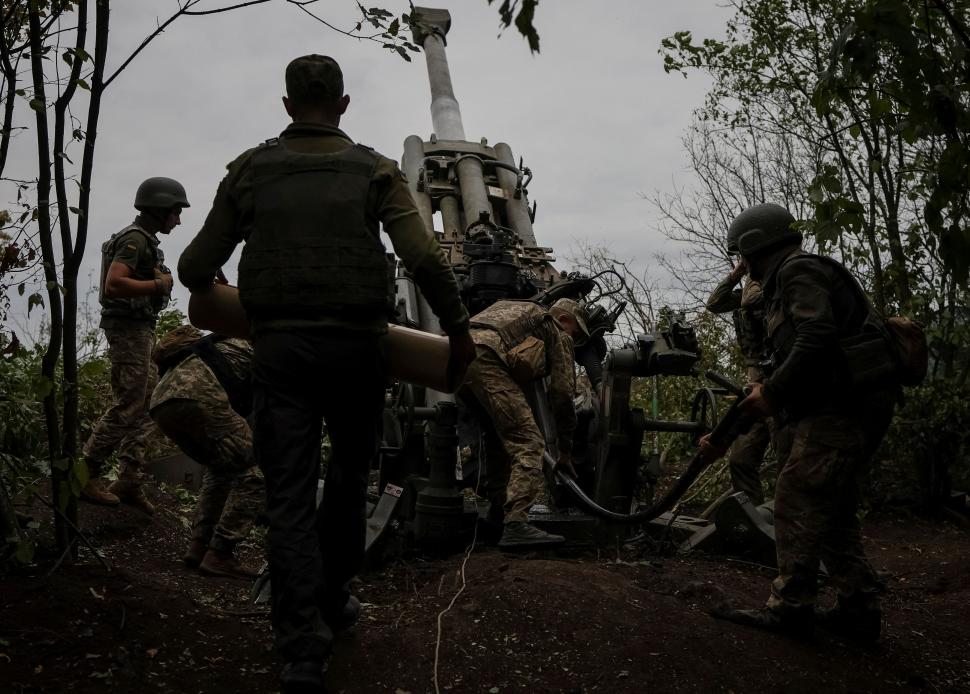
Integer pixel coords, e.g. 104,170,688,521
177,55,473,692
463,297,589,549
80,177,190,514
708,203,898,643
150,325,263,579
705,216,790,505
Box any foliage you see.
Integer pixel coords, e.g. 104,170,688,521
488,0,540,52
659,0,970,509
874,380,970,509
816,0,970,284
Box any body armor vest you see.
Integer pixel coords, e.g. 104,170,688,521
99,224,163,322
733,304,766,366
765,252,894,389
238,140,390,319
469,300,550,350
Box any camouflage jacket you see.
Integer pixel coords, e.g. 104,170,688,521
706,273,767,377
470,300,577,451
150,338,253,412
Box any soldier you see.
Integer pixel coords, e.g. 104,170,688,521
177,55,473,692
711,203,898,642
464,297,589,548
706,260,770,504
149,325,263,580
81,178,190,514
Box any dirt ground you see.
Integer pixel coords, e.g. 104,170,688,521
2,487,969,694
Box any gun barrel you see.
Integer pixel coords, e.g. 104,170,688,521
413,7,465,140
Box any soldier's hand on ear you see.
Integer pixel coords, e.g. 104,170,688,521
729,259,748,283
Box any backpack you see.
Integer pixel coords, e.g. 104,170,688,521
780,253,928,388
883,316,928,386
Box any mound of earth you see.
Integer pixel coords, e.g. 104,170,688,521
1,487,968,693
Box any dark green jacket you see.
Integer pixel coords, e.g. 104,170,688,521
178,122,469,336
761,247,876,418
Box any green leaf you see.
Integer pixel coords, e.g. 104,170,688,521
75,78,90,91
28,98,45,113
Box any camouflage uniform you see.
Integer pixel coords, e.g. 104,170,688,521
464,301,576,523
150,338,262,554
706,275,778,504
83,218,166,482
760,247,897,616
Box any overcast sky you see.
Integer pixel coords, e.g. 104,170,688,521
5,0,731,338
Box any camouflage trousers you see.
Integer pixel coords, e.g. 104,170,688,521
728,416,793,506
83,327,158,479
150,399,263,552
464,347,544,523
768,403,892,613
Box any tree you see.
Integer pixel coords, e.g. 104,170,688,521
817,0,970,285
0,0,447,557
661,0,969,383
652,121,820,307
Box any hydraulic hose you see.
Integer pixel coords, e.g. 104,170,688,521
547,372,752,524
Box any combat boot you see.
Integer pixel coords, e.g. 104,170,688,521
79,478,120,507
498,521,565,549
108,478,155,515
711,605,814,639
199,548,260,579
323,594,361,633
815,597,882,643
183,539,209,569
279,659,326,694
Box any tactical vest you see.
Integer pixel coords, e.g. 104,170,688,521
469,300,550,351
238,140,391,320
733,304,766,366
765,252,895,389
99,224,163,322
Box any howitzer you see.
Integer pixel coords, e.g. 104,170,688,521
363,7,768,559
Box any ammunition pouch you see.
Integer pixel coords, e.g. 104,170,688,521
506,335,547,383
838,327,896,389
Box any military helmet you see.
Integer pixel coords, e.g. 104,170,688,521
550,298,591,344
151,324,203,366
134,177,191,211
727,203,799,256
